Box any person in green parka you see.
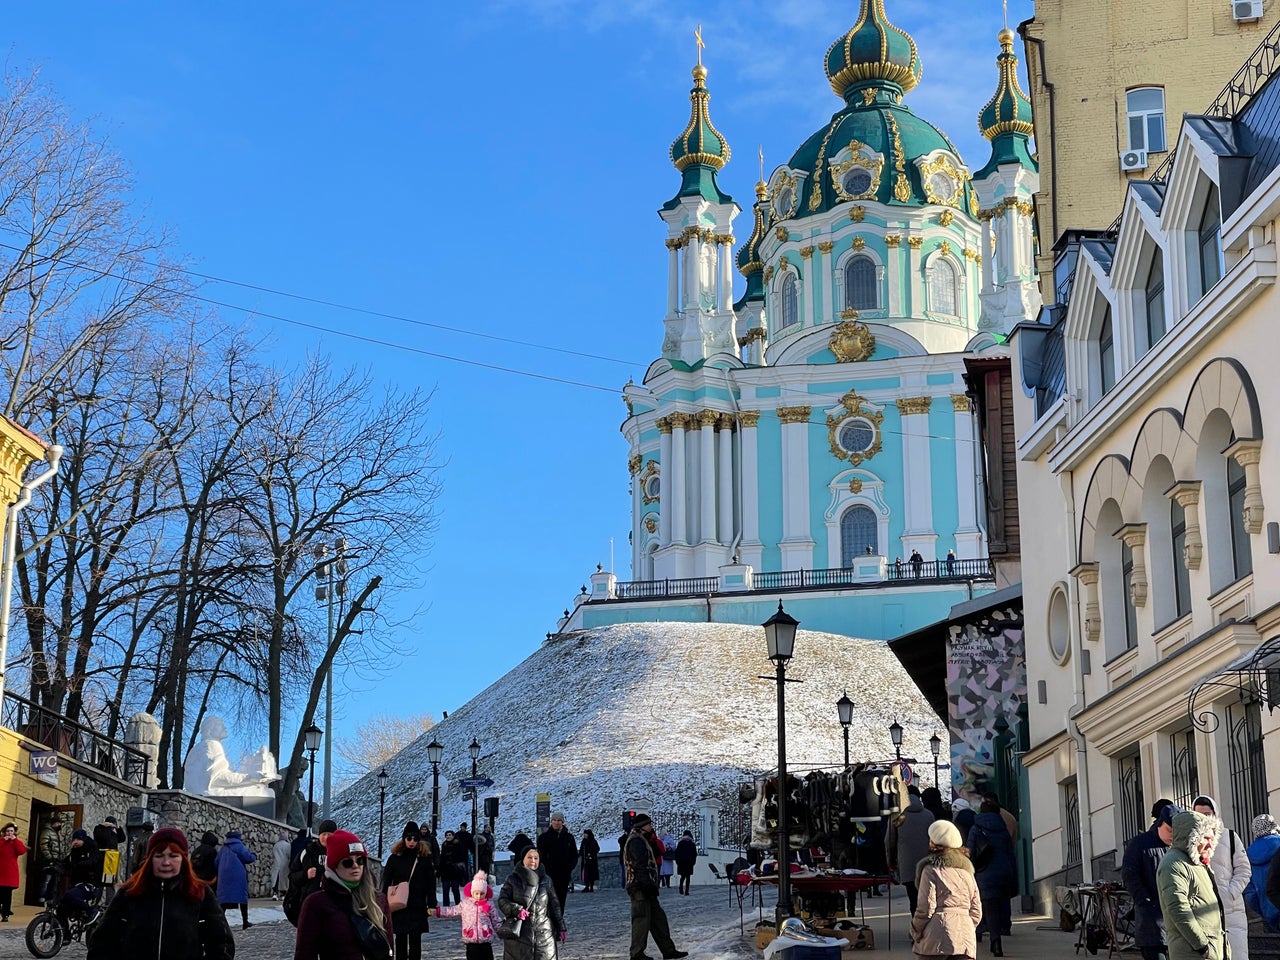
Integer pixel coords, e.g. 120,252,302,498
1157,810,1226,960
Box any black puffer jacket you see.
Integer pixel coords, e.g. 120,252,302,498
380,841,436,936
497,865,563,960
85,879,233,960
192,833,220,885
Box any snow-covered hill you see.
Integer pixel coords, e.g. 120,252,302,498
334,622,937,851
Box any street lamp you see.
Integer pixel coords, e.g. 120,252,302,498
313,537,348,819
469,738,482,869
836,693,854,770
427,739,444,834
929,732,943,789
377,769,389,858
762,600,799,928
303,723,323,830
889,720,903,761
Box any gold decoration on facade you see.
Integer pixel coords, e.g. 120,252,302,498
831,143,885,202
825,0,922,97
848,477,864,494
800,245,815,259
779,255,790,269
938,210,954,227
770,170,800,221
737,326,767,348
644,516,658,534
664,238,681,250
712,233,736,245
896,396,933,416
763,266,774,282
938,240,952,256
861,88,877,106
826,390,884,466
849,205,866,222
906,237,923,250
839,307,860,319
640,460,661,503
738,410,761,428
950,394,971,412
918,153,968,208
976,254,983,265
852,236,866,251
818,241,834,254
628,453,643,476
696,409,720,427
893,174,912,203
809,120,840,212
775,226,790,242
962,247,978,261
1016,200,1034,217
776,406,813,425
717,413,736,430
884,113,911,203
884,235,902,248
968,189,980,217
656,416,672,434
669,412,694,429
829,320,876,363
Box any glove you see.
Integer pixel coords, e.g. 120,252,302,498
559,931,568,943
518,909,529,920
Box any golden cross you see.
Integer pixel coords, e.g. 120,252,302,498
695,24,705,66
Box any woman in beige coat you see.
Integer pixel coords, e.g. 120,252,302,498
911,820,984,959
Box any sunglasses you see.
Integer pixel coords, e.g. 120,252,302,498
337,856,367,869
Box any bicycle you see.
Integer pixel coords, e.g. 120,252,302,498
25,884,104,958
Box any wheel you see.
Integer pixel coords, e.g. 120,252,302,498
24,912,64,958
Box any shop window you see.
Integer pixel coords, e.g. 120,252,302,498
845,256,878,310
1126,87,1166,153
780,274,799,328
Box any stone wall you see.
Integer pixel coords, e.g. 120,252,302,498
65,758,145,833
145,790,293,898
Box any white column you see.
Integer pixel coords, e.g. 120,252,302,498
906,238,924,315
630,451,643,574
778,406,815,570
667,243,680,315
698,410,718,544
717,415,735,544
739,411,762,566
818,241,834,317
670,415,689,545
683,241,698,315
720,237,734,312
980,221,995,292
951,395,984,557
658,419,673,547
886,237,903,315
898,396,936,558
800,246,815,327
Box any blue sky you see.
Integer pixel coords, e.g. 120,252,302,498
6,0,1034,761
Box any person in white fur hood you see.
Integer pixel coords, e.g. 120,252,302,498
1192,795,1251,960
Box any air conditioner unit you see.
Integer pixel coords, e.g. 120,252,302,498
1120,149,1148,172
1234,0,1263,23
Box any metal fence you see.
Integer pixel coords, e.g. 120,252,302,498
2,691,151,787
614,577,719,600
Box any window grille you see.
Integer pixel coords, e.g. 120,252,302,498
1227,699,1266,834
1117,752,1145,846
845,256,878,310
1169,728,1200,810
1126,88,1167,153
1063,778,1082,866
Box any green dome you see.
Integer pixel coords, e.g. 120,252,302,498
825,0,922,104
663,63,734,211
979,30,1034,141
735,181,769,304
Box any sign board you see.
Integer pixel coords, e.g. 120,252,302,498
894,760,914,785
460,777,494,789
30,750,58,785
535,792,551,833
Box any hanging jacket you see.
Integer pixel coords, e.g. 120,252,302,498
497,865,563,960
85,878,234,960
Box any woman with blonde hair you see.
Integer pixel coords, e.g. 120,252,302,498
295,829,394,960
910,820,983,960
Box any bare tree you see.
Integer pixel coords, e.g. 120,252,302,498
335,712,436,780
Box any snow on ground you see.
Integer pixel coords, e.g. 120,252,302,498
336,622,937,849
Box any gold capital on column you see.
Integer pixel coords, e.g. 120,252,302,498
950,394,971,412
696,409,720,427
776,406,813,425
656,416,672,435
817,241,834,254
628,453,643,476
716,413,736,430
738,410,761,428
896,396,933,416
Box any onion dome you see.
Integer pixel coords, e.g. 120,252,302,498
825,0,923,105
735,180,769,305
663,64,734,210
975,28,1036,178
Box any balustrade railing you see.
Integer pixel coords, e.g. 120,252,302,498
2,691,151,787
614,576,719,600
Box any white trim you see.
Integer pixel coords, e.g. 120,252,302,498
823,470,890,569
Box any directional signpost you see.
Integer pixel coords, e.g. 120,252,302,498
460,777,494,790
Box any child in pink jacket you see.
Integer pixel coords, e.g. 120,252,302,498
431,870,497,959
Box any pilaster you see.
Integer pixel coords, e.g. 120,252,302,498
738,411,763,568
717,414,735,544
697,410,718,544
897,396,936,557
657,418,673,547
777,406,815,570
951,394,983,557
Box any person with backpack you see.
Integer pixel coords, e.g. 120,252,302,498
1246,814,1280,934
191,832,220,887
286,818,336,926
1192,796,1251,960
967,799,1016,956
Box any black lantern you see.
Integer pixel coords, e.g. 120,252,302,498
303,723,323,830
889,720,903,761
377,769,389,858
836,693,854,769
763,602,799,928
427,738,444,834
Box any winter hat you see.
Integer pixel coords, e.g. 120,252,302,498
468,870,489,898
225,829,242,840
72,829,90,842
199,831,219,846
1254,814,1280,839
927,820,963,849
50,814,63,825
325,829,367,865
631,813,653,830
1192,796,1218,814
104,816,118,825
950,797,971,812
1150,798,1175,820
317,819,339,836
1156,804,1182,827
402,821,421,842
147,826,190,856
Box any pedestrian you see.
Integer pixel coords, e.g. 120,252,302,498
536,812,578,915
507,829,534,860
945,549,956,576
477,828,495,874
286,818,336,926
622,815,688,960
658,832,676,888
967,798,1016,954
93,815,126,899
215,829,257,930
1245,814,1280,933
886,785,935,914
62,829,102,920
910,549,924,577
295,829,394,960
192,831,220,887
894,557,903,577
910,819,981,960
674,830,697,896
1192,796,1251,960
0,822,28,921
37,812,66,905
1122,801,1177,960
579,829,599,893
1157,810,1226,960
951,797,976,846
432,870,498,960
291,827,310,863
497,846,565,960
982,792,1019,844
381,821,437,960
273,831,293,900
455,823,474,874
85,825,234,960
440,830,464,907
921,787,950,823
131,823,153,876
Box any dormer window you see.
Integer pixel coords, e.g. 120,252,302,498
1197,185,1223,296
1099,307,1116,395
1144,248,1165,348
844,256,878,310
780,274,799,328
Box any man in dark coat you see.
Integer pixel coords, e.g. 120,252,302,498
285,818,335,926
1123,801,1177,960
508,828,534,859
673,831,698,896
454,822,474,872
191,831,220,885
537,811,579,915
622,815,687,960
37,813,67,905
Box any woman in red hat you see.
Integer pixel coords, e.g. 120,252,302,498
294,829,394,960
86,825,233,960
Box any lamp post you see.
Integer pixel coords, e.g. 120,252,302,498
836,693,854,770
889,720,903,761
469,738,481,870
929,732,943,789
377,768,389,858
303,723,323,830
763,600,799,928
313,538,348,819
427,739,444,835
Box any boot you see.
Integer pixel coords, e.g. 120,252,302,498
990,937,1003,956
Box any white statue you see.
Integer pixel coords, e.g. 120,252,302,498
125,712,162,788
182,716,280,799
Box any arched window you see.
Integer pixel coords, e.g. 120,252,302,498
1198,185,1223,297
1126,87,1166,153
840,505,877,565
780,274,799,328
1171,499,1191,618
928,259,958,315
1145,248,1166,348
845,256,878,310
1228,452,1252,580
1099,308,1116,395
1121,540,1138,650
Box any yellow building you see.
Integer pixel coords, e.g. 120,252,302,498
1020,1,1280,297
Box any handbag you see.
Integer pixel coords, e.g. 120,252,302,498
387,857,417,913
497,883,533,940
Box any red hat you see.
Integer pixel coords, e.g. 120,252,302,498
147,826,189,856
325,829,367,864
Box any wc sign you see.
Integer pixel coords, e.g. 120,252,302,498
29,750,58,785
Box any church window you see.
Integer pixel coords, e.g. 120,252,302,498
838,418,875,455
1098,308,1116,395
643,475,660,501
842,168,873,197
844,256,878,310
1144,248,1166,349
928,171,958,204
780,274,799,328
1197,185,1223,297
774,187,793,220
840,505,878,565
928,258,958,316
1126,88,1166,154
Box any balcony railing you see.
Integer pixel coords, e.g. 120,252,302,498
615,577,719,599
2,691,151,788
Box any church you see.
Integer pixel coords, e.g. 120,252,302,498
568,0,1040,641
